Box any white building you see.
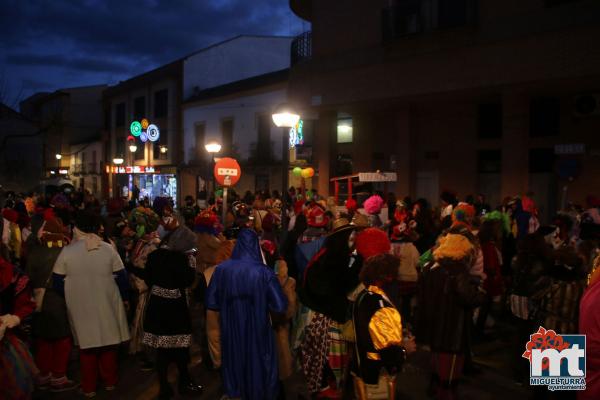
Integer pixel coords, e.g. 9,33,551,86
69,140,104,197
181,36,306,199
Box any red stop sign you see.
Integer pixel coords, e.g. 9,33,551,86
214,157,242,187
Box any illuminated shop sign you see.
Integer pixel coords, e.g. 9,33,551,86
289,119,304,149
106,165,160,174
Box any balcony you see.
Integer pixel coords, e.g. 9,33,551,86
291,31,312,66
382,0,477,41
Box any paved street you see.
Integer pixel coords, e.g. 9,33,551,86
33,317,547,400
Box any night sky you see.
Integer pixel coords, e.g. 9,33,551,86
0,0,306,109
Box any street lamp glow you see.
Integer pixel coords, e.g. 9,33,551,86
55,153,62,160
129,144,137,153
160,145,168,154
272,103,300,128
113,157,124,165
205,141,222,154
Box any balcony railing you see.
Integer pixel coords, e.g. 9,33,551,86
382,0,477,41
291,31,312,66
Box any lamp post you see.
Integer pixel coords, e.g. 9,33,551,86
272,103,300,232
205,141,222,201
55,153,62,173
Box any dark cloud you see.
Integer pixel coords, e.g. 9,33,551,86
0,0,307,104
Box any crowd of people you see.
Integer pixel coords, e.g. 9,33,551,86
1,186,600,400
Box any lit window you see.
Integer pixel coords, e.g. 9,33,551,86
337,118,353,143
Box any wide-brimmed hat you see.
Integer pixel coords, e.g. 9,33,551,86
351,213,369,229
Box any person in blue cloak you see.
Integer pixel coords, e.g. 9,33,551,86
205,228,288,400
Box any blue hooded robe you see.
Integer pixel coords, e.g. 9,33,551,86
206,229,288,400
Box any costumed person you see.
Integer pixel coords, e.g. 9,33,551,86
363,195,385,228
388,220,420,324
475,219,504,337
202,237,234,371
142,248,203,400
580,255,600,400
52,211,130,397
300,204,330,244
0,251,37,400
298,224,387,398
25,214,77,392
2,208,22,263
205,229,288,400
128,206,161,370
181,195,200,230
345,198,358,219
272,258,298,394
351,253,417,400
439,191,457,229
417,234,485,400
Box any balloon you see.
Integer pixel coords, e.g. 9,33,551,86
301,168,311,179
305,167,315,178
293,167,302,177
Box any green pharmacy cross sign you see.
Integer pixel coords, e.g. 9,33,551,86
130,118,160,143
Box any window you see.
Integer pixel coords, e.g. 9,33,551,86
221,118,234,156
477,103,502,139
256,114,272,163
335,154,353,176
530,97,560,137
154,130,168,160
194,122,206,160
529,148,555,173
116,137,125,157
92,177,98,195
154,89,168,118
477,150,502,173
115,103,126,127
91,150,97,173
135,143,145,160
337,117,353,143
134,96,145,121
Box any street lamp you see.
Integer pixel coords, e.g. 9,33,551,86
272,103,300,232
55,153,62,160
129,144,137,153
160,145,168,154
113,157,124,165
205,141,221,199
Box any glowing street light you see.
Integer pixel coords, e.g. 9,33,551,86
55,153,62,160
129,144,137,153
113,157,124,165
160,145,168,154
204,141,222,154
272,103,300,128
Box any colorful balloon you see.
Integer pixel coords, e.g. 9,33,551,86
130,121,142,137
293,167,302,177
304,167,315,178
301,168,310,179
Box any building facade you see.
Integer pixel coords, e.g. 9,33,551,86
289,0,600,221
180,36,300,201
20,85,106,179
69,140,104,198
103,61,182,203
0,102,42,192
